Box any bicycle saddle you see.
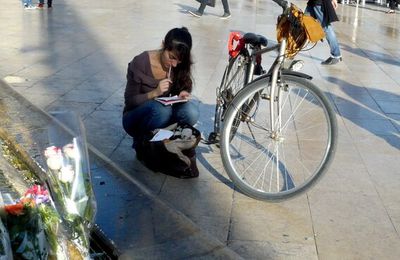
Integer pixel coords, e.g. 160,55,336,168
243,33,268,47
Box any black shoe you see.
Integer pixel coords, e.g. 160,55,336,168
321,57,342,65
220,13,231,19
189,10,203,18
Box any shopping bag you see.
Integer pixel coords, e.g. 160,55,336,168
135,123,201,179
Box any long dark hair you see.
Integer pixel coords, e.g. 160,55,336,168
162,27,193,95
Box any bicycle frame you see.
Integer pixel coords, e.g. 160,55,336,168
246,39,288,137
209,35,288,143
210,0,300,143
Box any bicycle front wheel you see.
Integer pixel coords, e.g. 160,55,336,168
220,75,337,201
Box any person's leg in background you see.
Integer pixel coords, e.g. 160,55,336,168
22,0,34,9
220,0,231,19
323,25,341,58
47,0,53,8
189,1,207,17
386,0,396,13
37,0,44,8
310,5,342,65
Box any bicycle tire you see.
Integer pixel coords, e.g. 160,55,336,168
223,54,248,101
220,74,337,201
214,54,248,133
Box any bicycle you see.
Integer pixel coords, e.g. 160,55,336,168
209,0,338,201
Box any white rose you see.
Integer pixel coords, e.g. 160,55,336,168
63,143,76,159
46,157,62,170
65,198,79,215
59,165,75,183
44,146,60,158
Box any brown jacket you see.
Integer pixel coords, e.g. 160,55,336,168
123,51,159,114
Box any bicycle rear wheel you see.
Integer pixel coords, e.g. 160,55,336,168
214,54,248,130
221,54,248,102
220,75,337,201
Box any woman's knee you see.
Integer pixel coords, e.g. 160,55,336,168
174,102,200,125
123,101,173,134
146,102,173,129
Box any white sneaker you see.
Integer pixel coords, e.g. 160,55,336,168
24,5,36,9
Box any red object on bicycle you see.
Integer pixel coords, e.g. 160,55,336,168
228,32,245,58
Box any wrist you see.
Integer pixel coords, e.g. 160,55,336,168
148,90,158,99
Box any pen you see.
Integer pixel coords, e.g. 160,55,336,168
168,66,172,97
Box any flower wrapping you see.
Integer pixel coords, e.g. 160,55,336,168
43,111,97,258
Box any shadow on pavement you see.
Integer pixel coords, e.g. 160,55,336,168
326,76,400,150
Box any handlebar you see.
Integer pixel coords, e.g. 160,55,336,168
272,0,289,10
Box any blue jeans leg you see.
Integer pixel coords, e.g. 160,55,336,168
306,5,341,58
171,101,200,126
123,100,172,138
122,99,199,139
23,0,32,6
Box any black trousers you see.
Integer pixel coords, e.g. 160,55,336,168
388,0,398,10
198,0,230,14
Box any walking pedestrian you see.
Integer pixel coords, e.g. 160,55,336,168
306,0,342,65
189,0,231,19
386,0,398,13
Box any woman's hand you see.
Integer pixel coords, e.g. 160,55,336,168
156,78,172,96
179,90,191,100
147,78,171,99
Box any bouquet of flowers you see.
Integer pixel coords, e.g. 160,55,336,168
42,111,97,259
0,185,60,259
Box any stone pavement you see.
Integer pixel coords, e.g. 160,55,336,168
1,0,400,259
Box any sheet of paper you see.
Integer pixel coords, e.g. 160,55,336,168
155,95,188,105
150,129,174,142
156,95,181,102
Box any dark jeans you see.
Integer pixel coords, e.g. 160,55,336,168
198,0,230,14
123,99,199,145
